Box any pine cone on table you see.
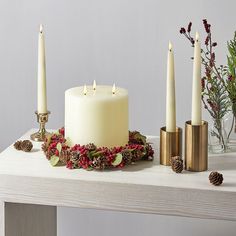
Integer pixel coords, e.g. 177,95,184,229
209,171,223,186
170,156,182,165
14,141,22,150
21,140,33,152
171,159,183,173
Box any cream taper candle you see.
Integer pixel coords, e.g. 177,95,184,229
37,24,47,113
191,32,202,125
166,42,176,132
65,85,129,147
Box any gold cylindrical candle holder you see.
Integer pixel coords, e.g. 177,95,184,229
185,120,208,172
160,127,182,166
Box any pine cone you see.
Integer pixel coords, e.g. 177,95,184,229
121,150,133,164
85,143,97,151
41,143,48,153
70,151,80,164
209,171,223,186
46,150,54,160
132,149,143,161
21,140,33,152
14,140,22,150
92,156,107,170
171,159,183,173
59,150,71,164
170,156,182,165
145,144,154,160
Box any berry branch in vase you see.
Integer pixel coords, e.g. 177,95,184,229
227,32,236,134
180,19,231,150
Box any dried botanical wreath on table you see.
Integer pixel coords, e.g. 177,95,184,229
42,128,154,170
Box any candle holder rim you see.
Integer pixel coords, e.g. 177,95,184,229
160,126,182,133
185,120,208,126
35,111,51,115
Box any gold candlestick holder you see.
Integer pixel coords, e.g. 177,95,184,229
31,111,51,142
185,120,208,172
160,127,182,166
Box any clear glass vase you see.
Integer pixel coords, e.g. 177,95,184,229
208,116,228,154
225,111,236,151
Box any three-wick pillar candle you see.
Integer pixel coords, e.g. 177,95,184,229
166,42,176,132
37,24,47,114
191,32,202,125
65,85,129,148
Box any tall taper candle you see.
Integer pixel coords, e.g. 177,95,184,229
191,32,202,125
37,24,47,113
166,42,176,132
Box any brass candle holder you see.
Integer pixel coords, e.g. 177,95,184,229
31,111,51,142
160,127,182,166
185,120,208,172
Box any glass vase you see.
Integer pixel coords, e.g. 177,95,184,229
208,116,228,154
225,111,236,151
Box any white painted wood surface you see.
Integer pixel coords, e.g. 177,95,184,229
5,203,56,236
0,129,236,221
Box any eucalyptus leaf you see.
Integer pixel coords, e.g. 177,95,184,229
112,153,123,166
50,155,60,166
56,143,62,153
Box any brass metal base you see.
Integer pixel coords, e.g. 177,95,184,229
160,127,182,166
30,131,51,142
31,111,51,142
185,120,208,172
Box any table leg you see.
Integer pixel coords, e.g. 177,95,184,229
0,202,4,236
4,202,56,236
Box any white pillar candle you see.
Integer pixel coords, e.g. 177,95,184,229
191,32,202,125
37,24,47,113
166,42,176,132
65,85,129,147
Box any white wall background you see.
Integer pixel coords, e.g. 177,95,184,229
0,0,236,235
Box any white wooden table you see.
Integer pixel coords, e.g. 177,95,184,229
0,129,236,236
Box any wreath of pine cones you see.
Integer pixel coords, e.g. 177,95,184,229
41,128,154,170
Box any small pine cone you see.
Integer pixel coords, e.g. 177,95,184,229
21,140,33,152
41,143,48,153
170,156,182,165
14,141,22,150
85,143,97,151
122,150,133,164
59,150,71,164
132,149,143,161
92,156,107,170
171,160,183,173
46,150,54,160
71,151,80,164
209,171,223,186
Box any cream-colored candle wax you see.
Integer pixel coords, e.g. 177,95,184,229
65,85,129,147
37,24,47,113
191,32,202,125
166,42,176,132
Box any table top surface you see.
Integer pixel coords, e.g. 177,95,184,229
0,129,235,192
0,129,236,220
